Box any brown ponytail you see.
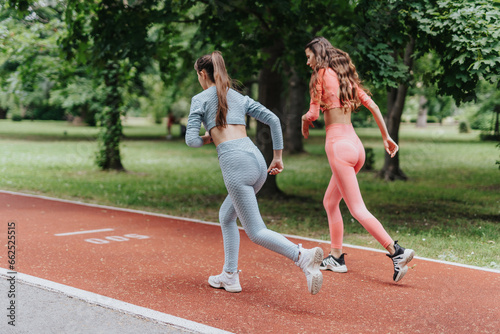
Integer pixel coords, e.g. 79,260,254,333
194,51,232,128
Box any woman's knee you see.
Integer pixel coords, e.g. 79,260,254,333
219,214,232,226
323,195,336,213
245,226,267,245
323,186,342,211
349,206,372,223
219,204,236,226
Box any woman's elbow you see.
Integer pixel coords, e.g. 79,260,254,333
185,137,203,148
267,114,282,128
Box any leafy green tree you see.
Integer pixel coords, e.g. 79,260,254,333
353,0,500,180
1,1,67,120
409,52,454,127
49,73,105,126
468,80,500,138
61,0,191,170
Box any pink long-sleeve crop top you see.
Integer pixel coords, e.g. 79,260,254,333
304,68,374,122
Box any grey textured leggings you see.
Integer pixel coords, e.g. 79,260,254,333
216,137,300,272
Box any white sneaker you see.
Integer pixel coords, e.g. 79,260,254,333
295,245,323,295
208,270,242,293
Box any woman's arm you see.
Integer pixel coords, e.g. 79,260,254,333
302,70,324,139
245,96,284,174
186,97,211,148
246,96,284,151
301,114,315,139
365,100,399,158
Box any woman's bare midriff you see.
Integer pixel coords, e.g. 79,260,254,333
324,108,351,125
210,124,248,146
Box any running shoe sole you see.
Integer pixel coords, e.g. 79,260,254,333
320,264,348,273
208,277,242,293
394,249,415,282
309,248,324,295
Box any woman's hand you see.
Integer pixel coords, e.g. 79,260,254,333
268,149,284,175
202,132,213,145
267,158,284,175
384,137,399,158
301,115,314,139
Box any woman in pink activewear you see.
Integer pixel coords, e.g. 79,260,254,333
302,37,415,282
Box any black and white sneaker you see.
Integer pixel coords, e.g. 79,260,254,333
387,241,415,282
319,254,347,273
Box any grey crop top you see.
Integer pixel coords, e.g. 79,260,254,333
185,86,284,150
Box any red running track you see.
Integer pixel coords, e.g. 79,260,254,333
1,191,499,333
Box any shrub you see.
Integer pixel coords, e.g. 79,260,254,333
458,121,470,133
25,105,66,121
11,114,22,122
427,115,439,123
470,112,494,130
480,132,500,141
361,147,375,172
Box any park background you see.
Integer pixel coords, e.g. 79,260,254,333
0,1,499,269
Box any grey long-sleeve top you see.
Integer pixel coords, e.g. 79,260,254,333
185,86,283,150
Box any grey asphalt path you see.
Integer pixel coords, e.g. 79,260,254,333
0,271,231,334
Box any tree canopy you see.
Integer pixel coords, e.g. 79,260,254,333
352,0,500,180
3,0,499,181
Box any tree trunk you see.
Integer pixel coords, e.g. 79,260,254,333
256,44,283,197
378,37,415,181
0,108,7,119
416,95,428,128
243,82,253,130
379,84,408,181
284,67,306,154
97,61,125,171
494,104,500,137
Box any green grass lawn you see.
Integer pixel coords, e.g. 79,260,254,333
0,119,498,269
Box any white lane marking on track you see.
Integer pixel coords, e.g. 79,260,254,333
54,228,114,236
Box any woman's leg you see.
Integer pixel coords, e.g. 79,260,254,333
219,150,299,262
219,195,240,273
330,139,393,249
324,134,345,257
323,175,344,256
214,139,322,293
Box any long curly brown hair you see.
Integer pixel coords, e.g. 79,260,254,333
305,37,368,113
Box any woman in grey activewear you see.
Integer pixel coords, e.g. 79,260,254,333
185,51,323,295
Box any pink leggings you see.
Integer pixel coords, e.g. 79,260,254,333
324,123,393,249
